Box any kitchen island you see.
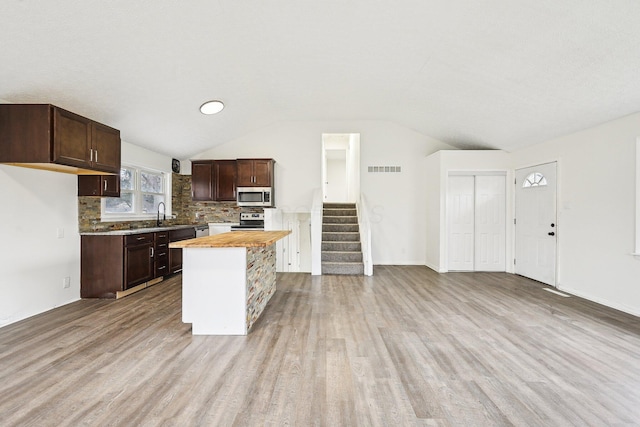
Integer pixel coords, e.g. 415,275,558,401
169,230,290,335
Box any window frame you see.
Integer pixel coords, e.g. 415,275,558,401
101,164,172,222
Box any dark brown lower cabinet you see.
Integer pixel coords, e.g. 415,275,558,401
81,228,194,299
169,228,196,273
155,231,170,277
124,233,154,289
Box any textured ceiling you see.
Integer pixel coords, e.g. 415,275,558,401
2,1,640,159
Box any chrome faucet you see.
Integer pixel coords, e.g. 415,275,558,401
157,201,166,227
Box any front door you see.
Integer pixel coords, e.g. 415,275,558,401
515,162,557,286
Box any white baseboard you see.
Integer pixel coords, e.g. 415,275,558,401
557,285,640,317
424,261,446,273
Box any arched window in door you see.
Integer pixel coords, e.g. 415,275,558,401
522,172,547,188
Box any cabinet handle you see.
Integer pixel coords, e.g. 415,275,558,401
150,247,154,257
95,150,98,163
136,236,145,240
90,149,93,162
104,179,108,192
158,266,166,270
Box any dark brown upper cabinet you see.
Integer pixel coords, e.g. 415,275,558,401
236,159,274,187
214,160,237,201
77,175,121,197
191,159,238,201
0,104,121,174
191,160,214,201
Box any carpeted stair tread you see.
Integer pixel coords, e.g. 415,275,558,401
321,261,365,275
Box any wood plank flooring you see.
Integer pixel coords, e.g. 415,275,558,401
1,266,640,426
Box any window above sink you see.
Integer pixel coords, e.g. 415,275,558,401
101,164,172,222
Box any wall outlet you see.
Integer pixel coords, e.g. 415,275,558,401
63,277,70,288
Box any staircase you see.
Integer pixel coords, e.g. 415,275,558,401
321,203,364,275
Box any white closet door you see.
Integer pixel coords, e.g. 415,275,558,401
447,176,475,271
474,175,506,271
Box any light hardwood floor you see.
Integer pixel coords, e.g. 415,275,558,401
1,266,639,426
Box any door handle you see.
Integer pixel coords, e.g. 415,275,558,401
548,232,555,236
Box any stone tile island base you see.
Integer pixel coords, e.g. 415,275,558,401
173,231,290,335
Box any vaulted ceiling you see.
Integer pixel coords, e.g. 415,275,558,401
2,1,640,159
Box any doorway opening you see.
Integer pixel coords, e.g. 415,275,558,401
321,133,360,202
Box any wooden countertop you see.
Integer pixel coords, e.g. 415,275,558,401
169,230,291,248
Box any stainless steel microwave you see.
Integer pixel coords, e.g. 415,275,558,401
236,187,273,207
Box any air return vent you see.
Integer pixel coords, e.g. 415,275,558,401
367,166,401,173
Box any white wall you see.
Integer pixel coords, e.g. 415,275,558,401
425,152,443,271
120,141,175,214
509,112,640,316
0,139,174,328
326,156,347,202
0,165,80,327
192,120,455,264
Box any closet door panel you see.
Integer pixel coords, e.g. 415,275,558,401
475,175,506,271
447,176,475,271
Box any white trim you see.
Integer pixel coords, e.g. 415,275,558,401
448,170,507,176
514,160,559,287
425,260,446,273
636,137,640,254
558,284,640,317
543,288,570,297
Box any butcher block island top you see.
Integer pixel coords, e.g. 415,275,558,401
169,230,291,249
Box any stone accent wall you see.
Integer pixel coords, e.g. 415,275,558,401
246,244,277,332
78,173,260,232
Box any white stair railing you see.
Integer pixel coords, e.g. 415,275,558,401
311,188,323,275
357,194,374,276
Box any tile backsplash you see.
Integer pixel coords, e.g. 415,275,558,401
78,173,259,232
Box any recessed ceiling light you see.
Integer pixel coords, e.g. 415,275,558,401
200,100,225,115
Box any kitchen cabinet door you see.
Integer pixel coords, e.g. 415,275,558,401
53,107,93,170
236,160,254,187
191,161,214,201
77,175,120,197
236,159,274,187
124,243,154,289
252,159,273,187
214,160,237,201
91,122,121,173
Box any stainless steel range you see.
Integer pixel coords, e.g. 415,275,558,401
230,212,264,231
